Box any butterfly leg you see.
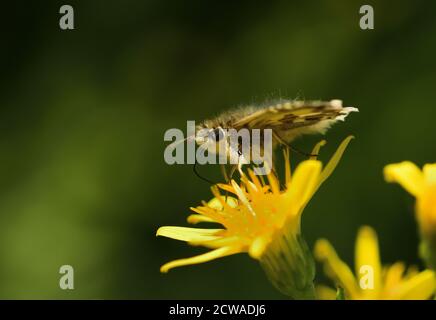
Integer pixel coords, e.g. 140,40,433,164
225,146,244,182
228,165,238,181
220,164,230,183
220,164,234,204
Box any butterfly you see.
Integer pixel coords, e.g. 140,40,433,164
194,99,358,179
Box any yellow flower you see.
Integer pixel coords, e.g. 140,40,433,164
157,136,354,299
384,162,436,269
314,226,435,300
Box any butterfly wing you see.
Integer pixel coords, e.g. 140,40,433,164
232,99,358,143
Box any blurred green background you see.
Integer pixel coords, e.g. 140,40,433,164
1,0,435,299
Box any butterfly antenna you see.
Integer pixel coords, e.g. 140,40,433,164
193,161,215,185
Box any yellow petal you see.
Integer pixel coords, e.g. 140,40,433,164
249,236,271,259
244,179,260,195
315,284,337,300
404,265,419,279
210,187,239,212
207,196,238,210
190,236,242,249
187,214,217,224
231,180,256,217
416,185,436,234
189,206,224,225
388,270,435,300
160,246,242,273
266,170,280,195
384,161,426,196
286,160,322,212
247,168,264,191
216,183,237,195
355,226,381,296
383,262,405,292
317,135,354,187
310,140,327,160
314,239,360,298
263,156,279,194
423,163,436,185
156,226,224,242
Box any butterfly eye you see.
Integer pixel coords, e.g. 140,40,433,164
210,128,224,142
